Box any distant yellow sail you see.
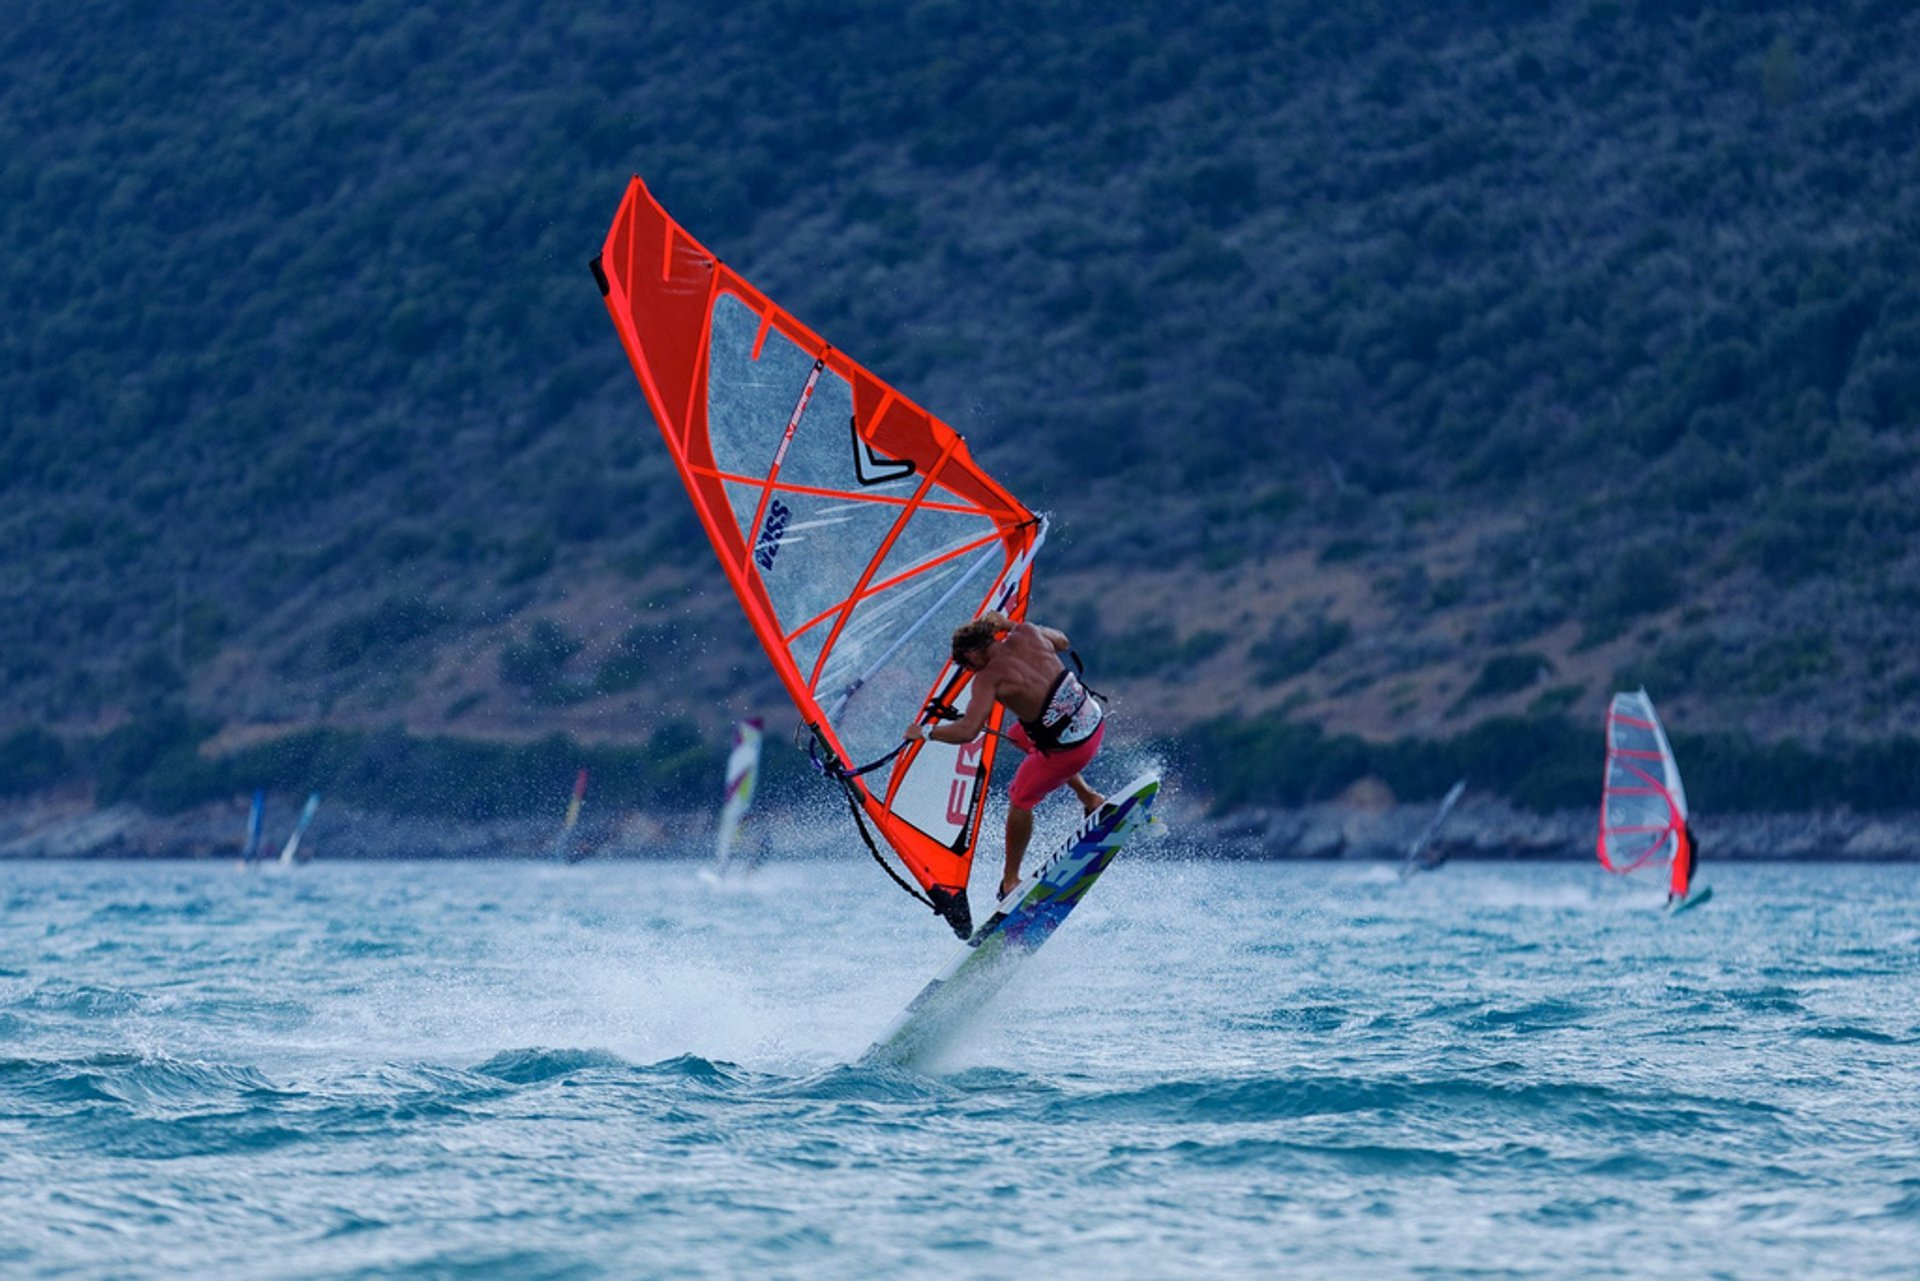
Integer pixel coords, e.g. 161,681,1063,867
713,720,763,870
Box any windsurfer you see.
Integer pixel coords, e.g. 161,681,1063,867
905,611,1106,900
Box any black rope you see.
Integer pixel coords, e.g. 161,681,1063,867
833,769,933,909
810,732,907,780
805,723,933,910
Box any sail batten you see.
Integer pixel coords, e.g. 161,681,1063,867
595,176,1043,906
821,543,1004,719
789,528,1005,654
694,471,989,516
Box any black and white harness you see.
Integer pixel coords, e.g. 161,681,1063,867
1021,665,1104,754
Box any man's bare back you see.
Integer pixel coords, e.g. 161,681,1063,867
967,619,1070,723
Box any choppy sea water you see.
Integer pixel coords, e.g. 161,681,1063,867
3,854,1917,1279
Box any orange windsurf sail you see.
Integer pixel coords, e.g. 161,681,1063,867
592,176,1044,930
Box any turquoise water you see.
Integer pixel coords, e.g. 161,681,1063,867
4,856,1917,1278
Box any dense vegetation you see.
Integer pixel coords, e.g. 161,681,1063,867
71,703,808,820
1185,714,1920,815
13,695,1920,823
3,1,1918,817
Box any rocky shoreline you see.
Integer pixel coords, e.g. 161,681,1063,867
4,791,1918,863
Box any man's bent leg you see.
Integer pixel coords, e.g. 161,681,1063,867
1001,805,1035,898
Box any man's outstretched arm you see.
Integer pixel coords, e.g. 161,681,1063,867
905,675,996,745
926,677,995,743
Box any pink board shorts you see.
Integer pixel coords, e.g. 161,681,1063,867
1006,720,1106,811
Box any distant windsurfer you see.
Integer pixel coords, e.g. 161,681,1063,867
905,610,1106,903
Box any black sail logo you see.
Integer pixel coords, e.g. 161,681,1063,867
754,498,792,571
851,415,915,486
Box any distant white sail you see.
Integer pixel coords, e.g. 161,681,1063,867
713,720,764,872
1400,779,1466,878
240,790,265,866
278,792,321,865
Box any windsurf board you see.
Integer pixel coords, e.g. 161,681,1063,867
1668,884,1713,915
862,772,1161,1067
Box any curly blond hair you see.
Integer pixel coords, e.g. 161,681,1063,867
949,618,1002,662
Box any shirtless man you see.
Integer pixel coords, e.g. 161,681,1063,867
904,610,1107,903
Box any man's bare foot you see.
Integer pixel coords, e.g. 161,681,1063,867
999,877,1020,900
1081,793,1107,815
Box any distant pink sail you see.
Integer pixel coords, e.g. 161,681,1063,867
1598,689,1691,895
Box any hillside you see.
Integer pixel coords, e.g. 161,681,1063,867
4,1,1919,817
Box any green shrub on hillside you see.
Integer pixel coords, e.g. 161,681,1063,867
324,596,445,671
1097,625,1230,680
501,533,556,586
88,703,216,813
1252,618,1352,686
1184,711,1594,814
499,620,589,705
1580,544,1681,645
594,618,690,694
0,725,74,796
1457,652,1553,706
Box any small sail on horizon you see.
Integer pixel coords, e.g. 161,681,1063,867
553,768,591,863
239,790,265,868
1599,689,1696,903
1400,779,1466,878
278,792,321,865
713,719,764,875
